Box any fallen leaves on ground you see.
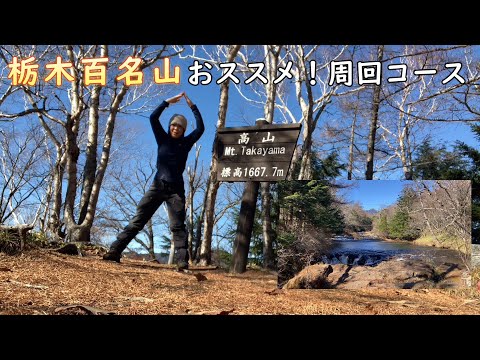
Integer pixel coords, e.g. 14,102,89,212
0,250,479,315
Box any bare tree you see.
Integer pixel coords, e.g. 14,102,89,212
0,45,182,244
365,45,385,180
272,45,361,181
414,181,472,269
378,45,480,179
0,124,49,225
347,91,361,179
323,45,480,180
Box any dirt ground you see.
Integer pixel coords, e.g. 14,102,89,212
1,249,480,315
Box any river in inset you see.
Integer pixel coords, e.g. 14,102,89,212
317,235,468,267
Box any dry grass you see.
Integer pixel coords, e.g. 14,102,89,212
413,234,470,254
1,249,480,315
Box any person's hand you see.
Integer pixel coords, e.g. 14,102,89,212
166,92,184,104
183,93,194,108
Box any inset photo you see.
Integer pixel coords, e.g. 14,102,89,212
277,180,472,290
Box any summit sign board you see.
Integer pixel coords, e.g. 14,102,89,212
216,123,302,182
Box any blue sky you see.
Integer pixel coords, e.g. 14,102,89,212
337,180,406,210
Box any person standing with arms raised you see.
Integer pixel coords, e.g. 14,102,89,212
103,92,204,270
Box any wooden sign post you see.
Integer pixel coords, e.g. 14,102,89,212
216,123,301,182
218,121,302,273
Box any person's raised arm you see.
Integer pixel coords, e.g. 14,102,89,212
150,93,184,144
184,93,204,143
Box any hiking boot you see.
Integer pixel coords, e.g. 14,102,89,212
103,251,121,263
174,247,189,271
176,260,189,271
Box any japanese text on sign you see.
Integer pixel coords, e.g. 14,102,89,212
217,123,301,182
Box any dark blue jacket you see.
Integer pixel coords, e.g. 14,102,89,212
150,100,205,185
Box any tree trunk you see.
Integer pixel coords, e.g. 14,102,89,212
82,86,128,228
65,224,90,243
298,128,313,180
261,181,275,269
79,42,106,225
199,154,220,266
188,185,194,263
78,80,102,224
297,98,329,180
64,114,81,237
168,240,175,265
260,45,281,270
63,44,82,239
347,93,360,180
48,153,66,238
347,118,357,180
194,190,207,262
146,219,156,260
293,45,317,181
64,45,88,240
194,203,206,262
365,45,384,180
287,146,300,180
199,45,241,266
186,146,201,264
40,176,52,234
399,125,412,180
231,181,260,273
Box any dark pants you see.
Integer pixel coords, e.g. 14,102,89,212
109,178,188,263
